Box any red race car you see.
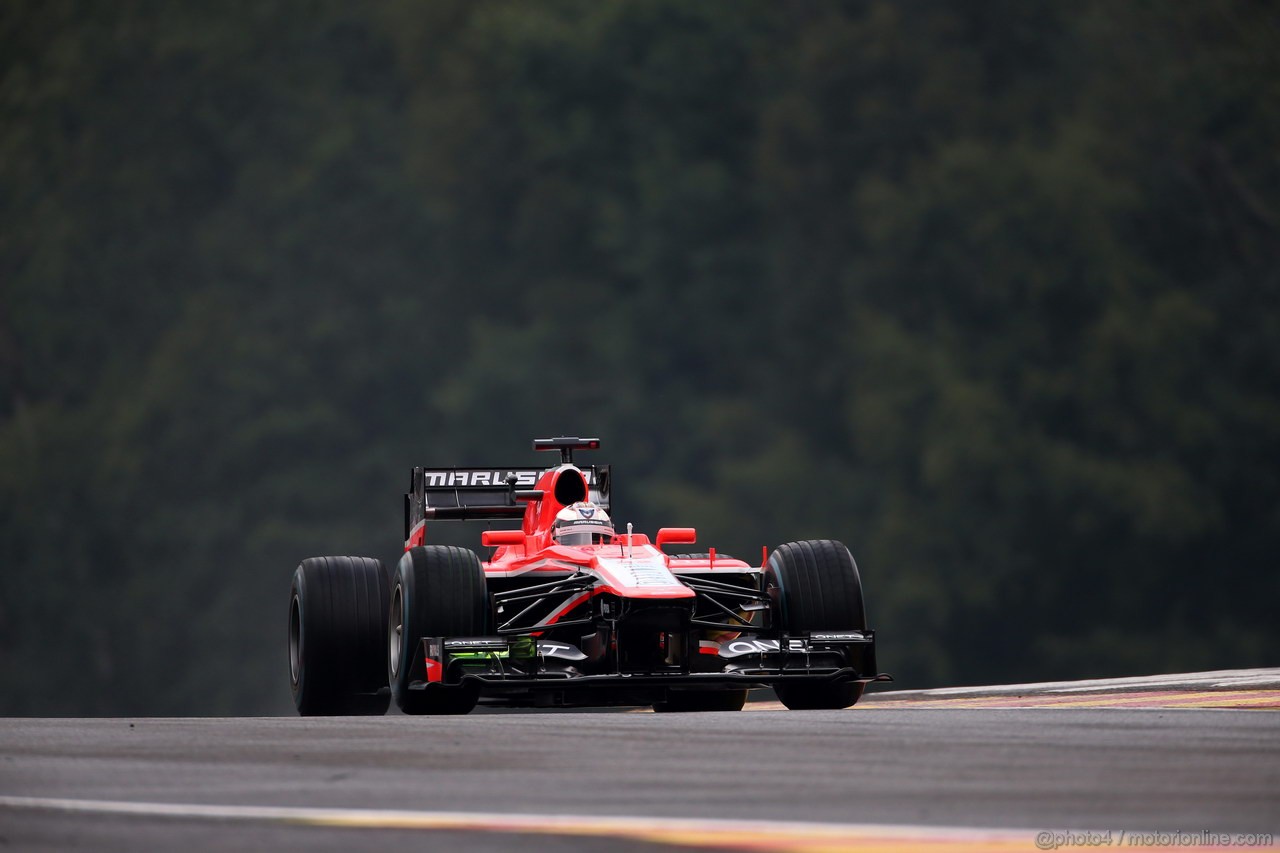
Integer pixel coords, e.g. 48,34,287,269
288,437,888,715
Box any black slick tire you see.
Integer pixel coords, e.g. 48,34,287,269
289,556,391,716
389,546,487,715
765,539,867,711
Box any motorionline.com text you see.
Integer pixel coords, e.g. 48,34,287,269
1036,830,1274,850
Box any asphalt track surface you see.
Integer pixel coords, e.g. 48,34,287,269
2,675,1278,851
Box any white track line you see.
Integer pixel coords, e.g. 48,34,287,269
0,794,1032,842
5,795,1271,853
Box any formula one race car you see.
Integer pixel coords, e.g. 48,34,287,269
288,437,888,715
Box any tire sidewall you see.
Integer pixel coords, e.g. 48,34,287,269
763,551,789,630
389,549,420,707
288,566,311,710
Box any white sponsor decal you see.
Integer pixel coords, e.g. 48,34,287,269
597,555,680,588
423,468,602,489
721,639,807,656
424,470,541,488
535,640,587,660
444,638,506,649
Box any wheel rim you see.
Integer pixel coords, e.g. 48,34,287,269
389,584,403,678
288,595,301,686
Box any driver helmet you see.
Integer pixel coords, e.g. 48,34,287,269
553,502,614,546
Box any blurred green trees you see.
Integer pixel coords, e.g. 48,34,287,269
2,0,1276,714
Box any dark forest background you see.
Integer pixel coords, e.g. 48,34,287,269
2,1,1277,715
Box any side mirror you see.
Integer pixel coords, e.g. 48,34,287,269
655,527,697,548
481,529,524,547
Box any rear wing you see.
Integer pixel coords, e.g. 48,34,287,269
404,465,611,537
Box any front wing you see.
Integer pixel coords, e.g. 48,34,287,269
404,631,890,707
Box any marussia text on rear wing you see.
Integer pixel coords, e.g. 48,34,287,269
404,465,611,533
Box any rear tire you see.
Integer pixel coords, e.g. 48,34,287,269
653,689,748,713
389,546,487,715
766,540,867,711
289,557,390,716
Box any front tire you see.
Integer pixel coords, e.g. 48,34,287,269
766,540,867,711
289,556,390,716
389,546,488,715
